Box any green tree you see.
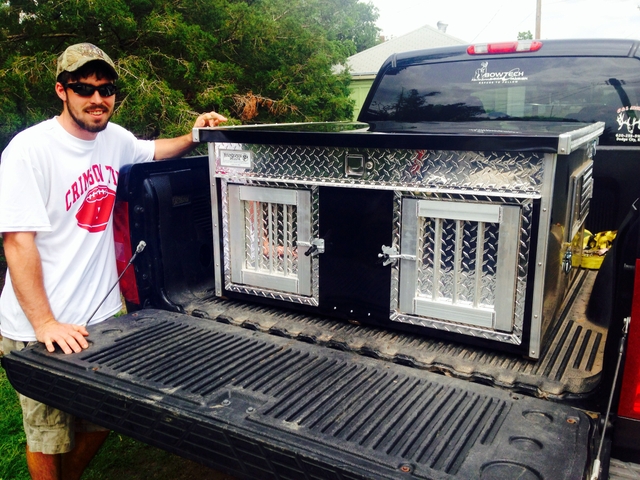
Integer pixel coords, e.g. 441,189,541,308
0,0,380,150
518,30,534,40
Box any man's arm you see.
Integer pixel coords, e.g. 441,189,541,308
3,232,89,354
153,111,227,160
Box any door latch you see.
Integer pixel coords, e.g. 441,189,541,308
299,238,325,257
378,245,416,266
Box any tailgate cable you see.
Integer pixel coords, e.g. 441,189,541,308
83,240,146,327
590,315,631,480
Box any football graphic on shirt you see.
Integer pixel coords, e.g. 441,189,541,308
76,185,116,233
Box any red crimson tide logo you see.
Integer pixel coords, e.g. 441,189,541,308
76,185,116,233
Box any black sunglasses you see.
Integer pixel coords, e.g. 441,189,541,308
65,82,117,97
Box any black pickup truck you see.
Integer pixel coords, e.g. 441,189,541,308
4,38,640,479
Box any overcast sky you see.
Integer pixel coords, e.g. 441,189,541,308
366,0,640,43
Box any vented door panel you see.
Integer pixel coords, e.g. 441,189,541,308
398,199,520,332
227,185,312,296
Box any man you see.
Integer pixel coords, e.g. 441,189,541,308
0,43,227,480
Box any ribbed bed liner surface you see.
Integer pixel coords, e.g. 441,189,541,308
184,270,605,398
4,310,591,479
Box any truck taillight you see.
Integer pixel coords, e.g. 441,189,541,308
467,40,543,55
113,200,141,305
618,258,640,419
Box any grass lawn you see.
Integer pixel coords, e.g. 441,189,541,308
0,367,28,480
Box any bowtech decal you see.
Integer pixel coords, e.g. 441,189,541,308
472,62,528,85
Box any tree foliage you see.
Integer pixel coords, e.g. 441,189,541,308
518,30,533,40
0,0,379,149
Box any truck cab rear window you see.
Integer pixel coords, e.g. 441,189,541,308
361,57,640,145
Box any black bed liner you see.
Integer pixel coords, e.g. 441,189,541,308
3,309,591,479
181,269,606,400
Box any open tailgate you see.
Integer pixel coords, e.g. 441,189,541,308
2,309,592,479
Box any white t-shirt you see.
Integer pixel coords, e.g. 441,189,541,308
0,118,155,341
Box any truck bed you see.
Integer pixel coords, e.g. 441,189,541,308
2,308,592,480
182,268,606,401
120,156,608,403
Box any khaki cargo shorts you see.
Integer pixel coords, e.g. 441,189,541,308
2,337,109,455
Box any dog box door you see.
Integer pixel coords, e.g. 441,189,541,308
227,184,312,297
397,198,521,332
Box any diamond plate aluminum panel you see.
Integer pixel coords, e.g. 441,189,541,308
213,144,545,197
242,199,298,275
416,217,499,307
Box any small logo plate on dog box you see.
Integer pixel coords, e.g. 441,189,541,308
220,150,252,168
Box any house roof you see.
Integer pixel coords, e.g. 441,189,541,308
346,24,467,77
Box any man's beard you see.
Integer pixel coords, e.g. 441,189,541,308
67,104,112,133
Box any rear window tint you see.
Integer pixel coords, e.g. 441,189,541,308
361,57,640,146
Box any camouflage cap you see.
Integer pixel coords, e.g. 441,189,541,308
56,43,117,78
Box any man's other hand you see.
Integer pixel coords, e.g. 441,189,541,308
194,111,228,128
35,319,90,354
